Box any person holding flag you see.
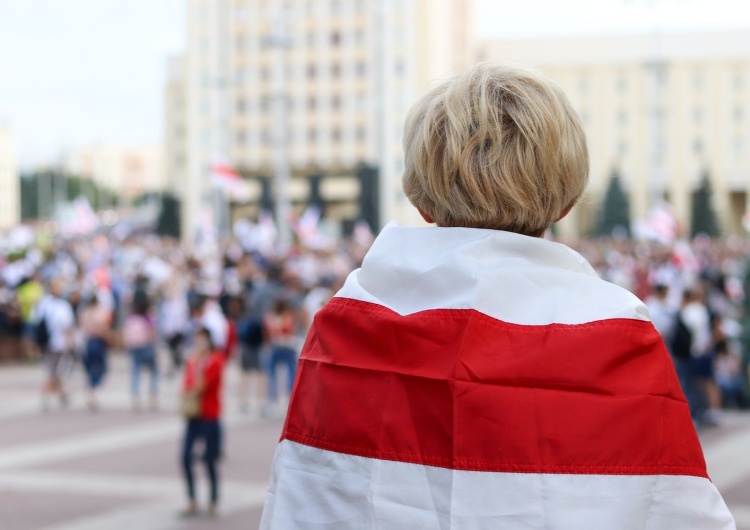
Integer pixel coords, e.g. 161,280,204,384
260,63,733,528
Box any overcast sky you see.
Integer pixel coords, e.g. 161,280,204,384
0,0,748,168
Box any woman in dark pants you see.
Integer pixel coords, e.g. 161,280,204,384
181,327,225,517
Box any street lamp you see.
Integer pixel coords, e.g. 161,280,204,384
263,6,293,248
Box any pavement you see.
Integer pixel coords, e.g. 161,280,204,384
2,352,750,529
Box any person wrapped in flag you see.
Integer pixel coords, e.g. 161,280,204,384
260,63,734,529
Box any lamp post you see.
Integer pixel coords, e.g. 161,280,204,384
263,5,293,247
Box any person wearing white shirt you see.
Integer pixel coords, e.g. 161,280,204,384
680,287,722,425
34,278,75,409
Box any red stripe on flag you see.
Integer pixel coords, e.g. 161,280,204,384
282,297,708,478
211,162,240,180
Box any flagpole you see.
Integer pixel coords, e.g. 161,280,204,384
264,4,293,247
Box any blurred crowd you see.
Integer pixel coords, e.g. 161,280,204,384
0,230,372,413
573,235,750,426
0,229,747,423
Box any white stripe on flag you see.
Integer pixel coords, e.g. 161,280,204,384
261,441,734,530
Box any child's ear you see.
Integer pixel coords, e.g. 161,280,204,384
418,209,435,224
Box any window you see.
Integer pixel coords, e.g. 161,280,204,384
578,76,589,95
330,31,341,46
356,127,366,141
693,107,703,124
331,95,341,109
693,138,703,155
236,130,247,145
617,110,628,126
693,71,703,91
734,106,743,124
308,128,317,142
307,64,317,79
355,62,367,77
394,60,405,76
616,75,628,94
236,99,246,113
331,63,341,78
332,128,342,142
617,139,628,156
308,96,317,111
733,71,743,91
733,136,744,156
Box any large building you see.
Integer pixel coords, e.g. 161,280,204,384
481,31,750,237
172,0,476,242
0,127,20,229
65,144,165,203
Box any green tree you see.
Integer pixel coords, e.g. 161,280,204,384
20,171,120,220
155,193,182,239
595,171,631,237
690,173,721,238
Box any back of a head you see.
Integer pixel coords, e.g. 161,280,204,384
402,63,589,236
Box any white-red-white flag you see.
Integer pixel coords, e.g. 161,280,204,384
260,223,733,529
210,161,251,202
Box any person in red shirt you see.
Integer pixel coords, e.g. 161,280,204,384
181,327,224,517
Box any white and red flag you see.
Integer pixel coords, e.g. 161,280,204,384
210,160,251,202
261,223,733,529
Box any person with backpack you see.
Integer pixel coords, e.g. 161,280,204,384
676,287,723,426
34,277,76,410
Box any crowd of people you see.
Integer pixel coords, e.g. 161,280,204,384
0,226,748,511
572,235,750,425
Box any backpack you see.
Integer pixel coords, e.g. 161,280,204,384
34,314,50,348
669,312,693,360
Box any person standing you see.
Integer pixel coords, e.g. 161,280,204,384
79,297,112,411
160,280,190,377
180,328,225,517
262,298,297,414
681,287,723,425
35,278,75,410
123,297,158,412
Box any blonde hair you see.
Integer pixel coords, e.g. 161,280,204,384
402,63,589,236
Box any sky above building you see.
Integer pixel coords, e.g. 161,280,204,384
0,0,748,168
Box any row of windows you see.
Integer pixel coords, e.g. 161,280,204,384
234,127,368,145
610,137,747,158
577,106,748,128
578,70,746,94
235,94,370,112
231,61,371,84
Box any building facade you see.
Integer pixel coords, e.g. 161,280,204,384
0,128,20,229
175,0,475,242
65,145,165,203
481,31,750,237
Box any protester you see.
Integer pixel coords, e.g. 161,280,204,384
159,279,190,377
260,63,733,528
16,273,44,360
262,298,297,415
682,287,723,425
123,295,158,412
180,327,225,517
34,277,75,410
79,297,111,411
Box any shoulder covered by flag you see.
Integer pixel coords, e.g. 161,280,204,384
261,223,735,529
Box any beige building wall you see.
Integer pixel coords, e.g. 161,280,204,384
0,128,20,229
178,0,476,241
481,31,750,237
66,145,166,202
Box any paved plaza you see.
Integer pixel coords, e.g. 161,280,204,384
2,353,750,529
